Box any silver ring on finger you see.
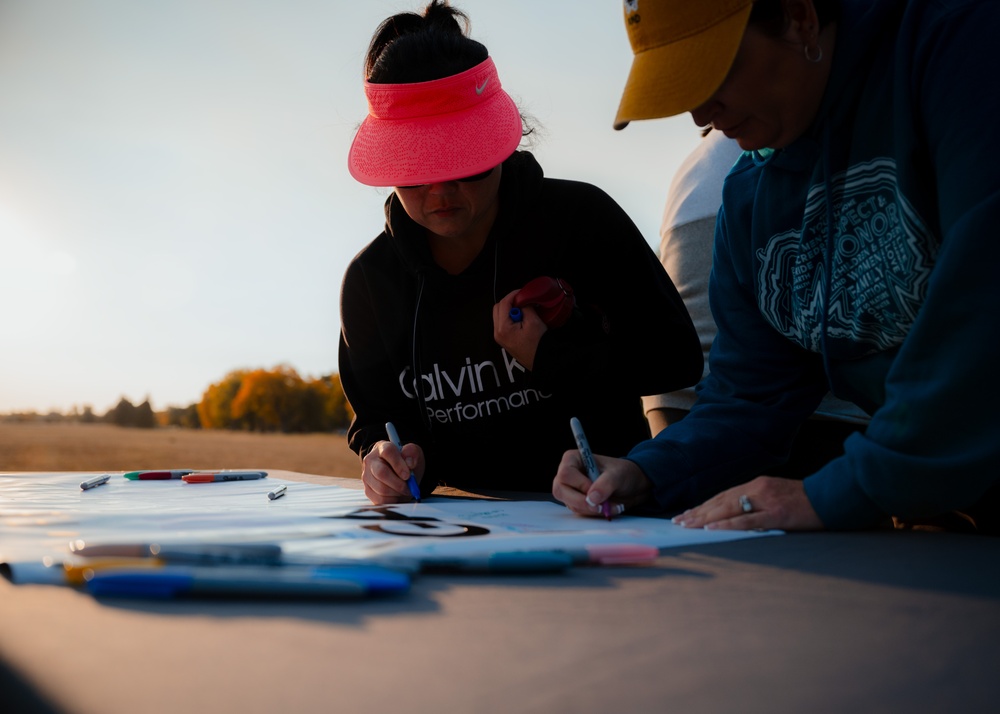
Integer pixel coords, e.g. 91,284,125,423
739,494,753,513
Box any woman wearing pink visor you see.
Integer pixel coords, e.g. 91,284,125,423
340,1,702,505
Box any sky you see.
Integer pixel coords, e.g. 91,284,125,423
0,0,702,415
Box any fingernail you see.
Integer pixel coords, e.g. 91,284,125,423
405,457,415,469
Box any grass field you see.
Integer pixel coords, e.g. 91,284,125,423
0,422,361,478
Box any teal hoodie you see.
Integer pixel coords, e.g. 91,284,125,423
627,0,1000,528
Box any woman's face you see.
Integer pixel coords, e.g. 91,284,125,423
690,23,829,151
394,166,502,244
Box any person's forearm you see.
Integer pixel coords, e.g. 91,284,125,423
645,407,690,437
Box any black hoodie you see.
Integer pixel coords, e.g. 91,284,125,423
339,151,701,493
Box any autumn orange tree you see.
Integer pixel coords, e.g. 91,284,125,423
197,365,353,433
230,366,303,432
304,373,354,431
197,369,249,430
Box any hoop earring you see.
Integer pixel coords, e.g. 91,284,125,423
804,43,823,63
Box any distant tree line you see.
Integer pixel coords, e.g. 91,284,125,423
106,397,157,428
0,400,158,427
196,365,353,433
1,365,354,434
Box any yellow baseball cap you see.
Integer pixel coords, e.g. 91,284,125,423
614,0,754,129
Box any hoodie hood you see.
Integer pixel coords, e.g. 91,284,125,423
809,0,906,141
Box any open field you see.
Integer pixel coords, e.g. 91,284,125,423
0,422,361,479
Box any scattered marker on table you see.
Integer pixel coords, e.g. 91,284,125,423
123,470,195,480
421,551,573,574
181,471,268,484
70,542,284,565
80,474,110,491
267,484,287,501
83,564,410,600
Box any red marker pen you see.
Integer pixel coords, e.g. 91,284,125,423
182,471,268,483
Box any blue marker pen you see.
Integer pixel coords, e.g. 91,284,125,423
509,307,523,323
385,421,421,502
83,564,410,599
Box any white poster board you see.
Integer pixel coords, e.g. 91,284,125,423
0,472,780,574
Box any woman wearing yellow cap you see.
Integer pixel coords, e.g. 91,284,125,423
340,1,702,504
555,0,1000,534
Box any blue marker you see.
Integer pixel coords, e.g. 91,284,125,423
509,306,523,323
83,564,410,599
385,421,421,502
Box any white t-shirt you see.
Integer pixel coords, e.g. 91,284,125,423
644,131,870,424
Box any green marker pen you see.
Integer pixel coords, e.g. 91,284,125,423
123,470,195,480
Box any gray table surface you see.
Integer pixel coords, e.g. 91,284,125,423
2,472,997,714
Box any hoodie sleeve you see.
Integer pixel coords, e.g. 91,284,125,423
339,257,392,461
529,183,704,399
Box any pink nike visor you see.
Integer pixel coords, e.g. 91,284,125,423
348,57,523,188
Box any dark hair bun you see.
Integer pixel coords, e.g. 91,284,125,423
365,1,487,84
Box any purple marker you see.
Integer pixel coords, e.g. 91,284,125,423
570,417,613,520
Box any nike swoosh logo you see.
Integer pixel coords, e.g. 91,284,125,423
475,78,489,95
